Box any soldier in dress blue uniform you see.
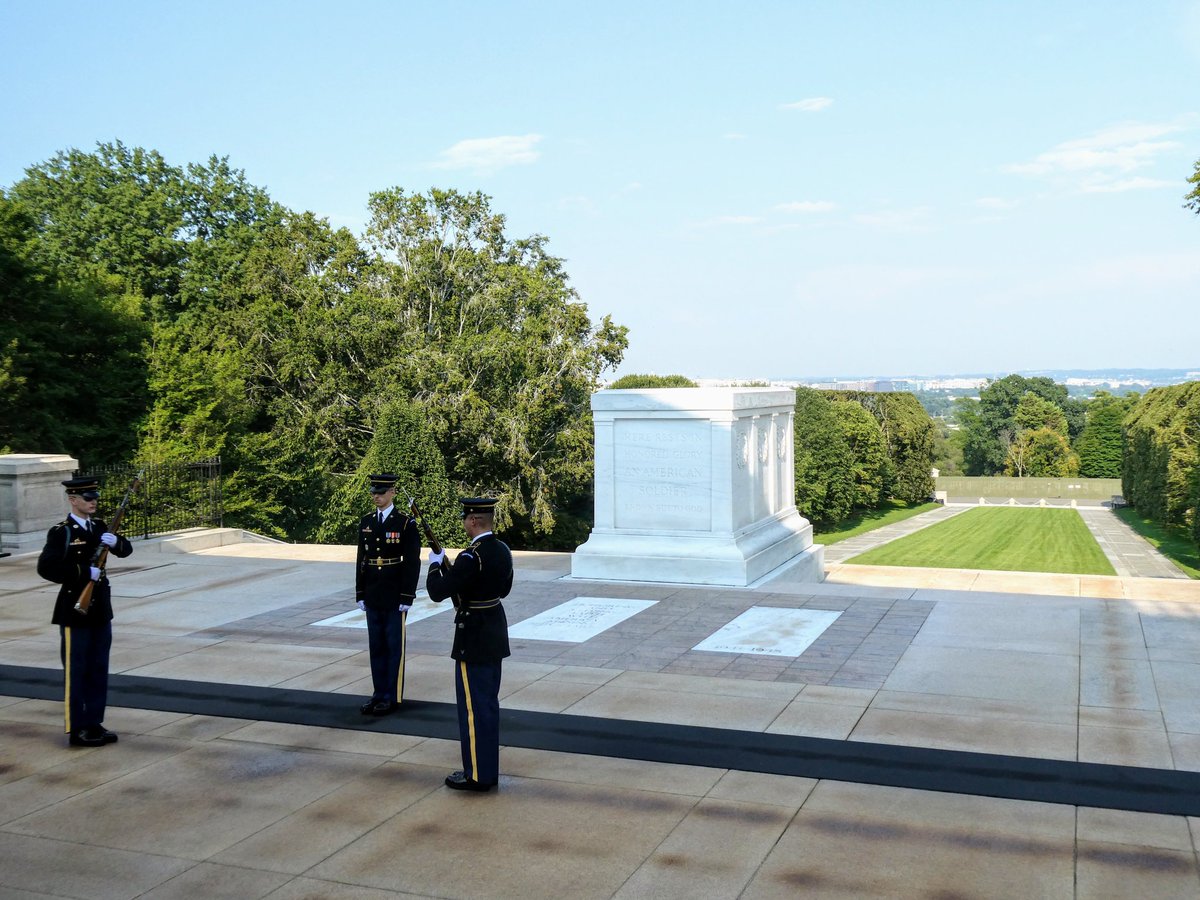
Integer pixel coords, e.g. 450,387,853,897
355,473,421,716
36,476,133,747
426,497,513,792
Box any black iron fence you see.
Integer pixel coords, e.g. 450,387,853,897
79,457,223,539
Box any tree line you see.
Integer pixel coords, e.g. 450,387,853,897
1,142,627,549
1122,382,1200,548
792,388,935,526
951,375,1129,479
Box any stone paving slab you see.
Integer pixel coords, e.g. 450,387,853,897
2,534,1200,898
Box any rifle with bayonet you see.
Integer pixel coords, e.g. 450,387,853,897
75,470,143,614
408,497,459,610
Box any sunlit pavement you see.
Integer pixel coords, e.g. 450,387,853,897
2,527,1198,899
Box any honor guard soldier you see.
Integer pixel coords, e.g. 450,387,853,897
426,497,513,792
36,476,133,747
355,473,421,715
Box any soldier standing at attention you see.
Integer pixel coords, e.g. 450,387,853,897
37,476,132,747
356,473,421,716
426,497,513,792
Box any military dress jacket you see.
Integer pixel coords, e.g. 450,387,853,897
426,532,513,663
355,508,421,609
37,517,133,627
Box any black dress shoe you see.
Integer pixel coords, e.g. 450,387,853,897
90,726,118,744
369,700,398,716
360,699,378,715
444,771,496,792
69,729,105,747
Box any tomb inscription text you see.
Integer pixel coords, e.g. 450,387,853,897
614,419,711,530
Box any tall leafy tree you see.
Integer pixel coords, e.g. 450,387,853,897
8,147,628,548
959,375,1078,475
1123,382,1200,532
830,400,891,509
0,192,148,462
361,187,627,547
319,398,459,545
1075,392,1129,478
793,388,855,526
830,391,935,502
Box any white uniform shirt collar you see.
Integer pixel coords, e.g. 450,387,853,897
378,504,394,520
69,513,92,529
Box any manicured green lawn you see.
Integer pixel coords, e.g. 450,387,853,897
848,507,1117,575
1114,508,1200,579
814,500,940,545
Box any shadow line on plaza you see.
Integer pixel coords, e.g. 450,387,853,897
3,663,1199,817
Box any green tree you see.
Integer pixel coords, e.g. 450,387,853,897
1005,428,1080,477
830,400,890,508
361,187,627,547
831,391,935,503
8,146,628,549
1014,392,1068,435
931,422,964,475
1074,392,1128,478
1004,393,1078,476
1123,382,1200,534
793,388,855,526
0,192,148,462
959,375,1076,475
318,398,459,545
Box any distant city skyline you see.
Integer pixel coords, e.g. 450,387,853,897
689,367,1200,392
3,2,1198,378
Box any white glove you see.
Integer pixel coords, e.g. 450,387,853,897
356,599,366,611
99,532,118,547
398,603,412,612
89,566,102,581
428,550,446,567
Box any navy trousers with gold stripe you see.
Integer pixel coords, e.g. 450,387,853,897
365,606,407,704
456,660,502,785
60,623,111,734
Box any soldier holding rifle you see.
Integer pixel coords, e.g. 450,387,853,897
424,497,513,793
36,476,133,747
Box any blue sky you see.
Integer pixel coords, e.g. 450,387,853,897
3,1,1198,379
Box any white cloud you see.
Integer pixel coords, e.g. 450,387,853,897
776,200,836,213
1002,119,1193,191
780,97,833,112
432,134,542,174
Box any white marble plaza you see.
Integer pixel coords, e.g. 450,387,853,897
310,590,445,628
692,606,841,657
508,596,658,643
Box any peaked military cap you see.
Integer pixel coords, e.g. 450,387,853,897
460,497,499,517
62,476,101,499
368,473,398,494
